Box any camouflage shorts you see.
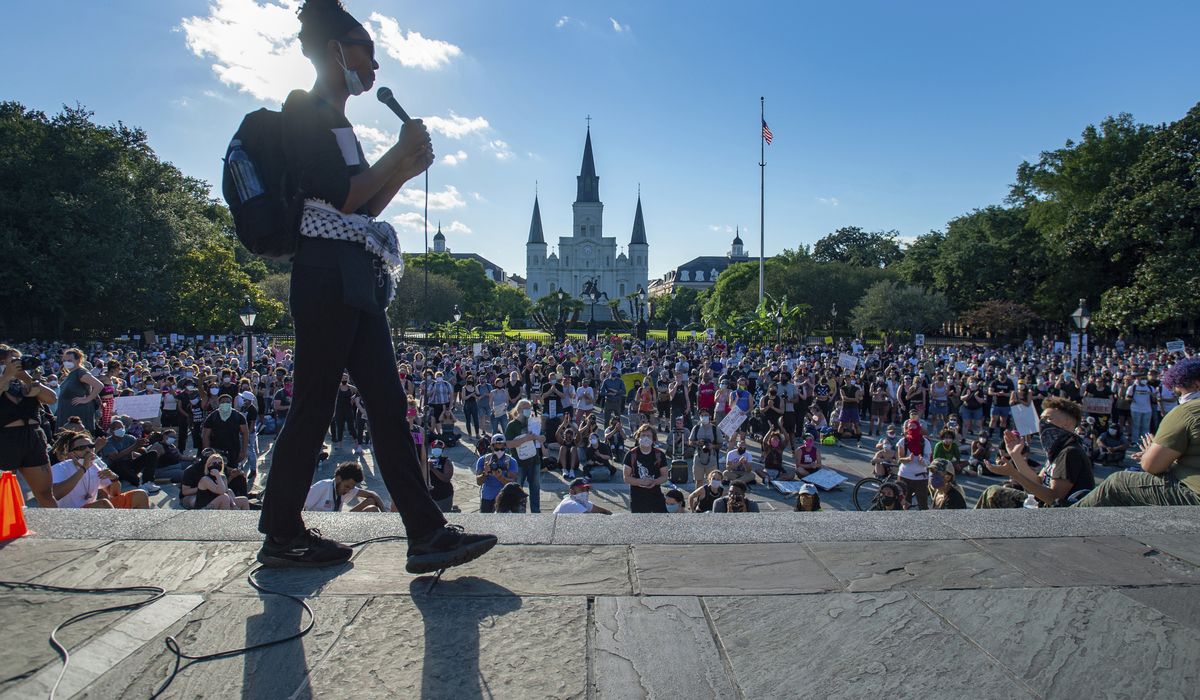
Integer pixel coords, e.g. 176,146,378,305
974,484,1029,509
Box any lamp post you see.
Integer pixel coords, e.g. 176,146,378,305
830,302,838,341
775,310,783,345
555,289,568,343
452,304,462,346
1070,298,1091,379
585,279,605,341
635,285,648,341
238,297,257,371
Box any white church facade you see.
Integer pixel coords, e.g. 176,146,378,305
524,127,649,319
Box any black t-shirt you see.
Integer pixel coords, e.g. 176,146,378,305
281,89,368,214
429,457,454,500
625,448,667,513
1047,445,1094,504
203,410,247,456
990,379,1015,407
273,389,291,417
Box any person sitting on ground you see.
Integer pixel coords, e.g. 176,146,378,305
192,453,251,510
556,419,581,479
688,410,724,486
1075,358,1200,507
99,419,161,494
664,488,687,513
931,429,964,473
975,397,1094,508
687,471,726,513
794,433,822,477
794,482,822,512
49,431,123,509
144,429,193,483
712,480,760,512
967,434,992,476
724,435,756,485
494,481,529,513
304,461,386,512
1096,424,1129,466
437,405,460,447
928,458,966,509
755,425,795,484
604,415,626,463
552,477,612,514
581,429,616,481
875,482,904,511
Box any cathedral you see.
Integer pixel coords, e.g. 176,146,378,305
524,126,649,320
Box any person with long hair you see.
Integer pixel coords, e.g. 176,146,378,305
255,0,494,572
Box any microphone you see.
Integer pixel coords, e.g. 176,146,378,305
375,87,411,123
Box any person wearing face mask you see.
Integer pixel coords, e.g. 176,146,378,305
1096,423,1129,466
202,394,250,472
664,489,687,513
1125,374,1157,444
687,471,726,513
474,434,518,513
552,477,613,514
426,439,455,513
723,435,757,486
581,428,617,482
688,411,725,486
976,397,1093,508
794,483,822,512
505,399,546,513
874,482,904,511
54,348,102,433
99,419,161,494
927,459,966,509
623,425,669,513
1076,358,1200,508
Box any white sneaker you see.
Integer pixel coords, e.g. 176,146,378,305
143,483,161,495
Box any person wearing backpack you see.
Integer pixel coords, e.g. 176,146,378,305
236,0,495,573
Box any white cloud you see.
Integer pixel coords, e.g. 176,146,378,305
445,221,472,234
367,12,461,70
555,16,570,28
391,212,430,232
708,224,735,233
442,150,468,166
609,17,630,33
181,2,461,103
180,0,312,103
486,139,514,161
816,197,840,207
395,184,466,210
171,97,192,109
424,112,490,139
471,192,487,203
354,124,397,162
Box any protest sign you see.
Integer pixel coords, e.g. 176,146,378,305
802,468,848,491
113,394,161,422
837,353,858,372
718,407,747,437
1010,403,1039,436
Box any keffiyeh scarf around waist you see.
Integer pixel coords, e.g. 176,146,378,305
299,199,405,284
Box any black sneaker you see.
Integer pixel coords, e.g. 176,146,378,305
406,525,498,574
257,528,353,568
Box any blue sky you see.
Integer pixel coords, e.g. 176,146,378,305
4,1,1198,280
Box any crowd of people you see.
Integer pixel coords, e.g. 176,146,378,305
2,332,1198,516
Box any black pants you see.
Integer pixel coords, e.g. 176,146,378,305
259,263,446,540
110,451,158,486
330,407,355,442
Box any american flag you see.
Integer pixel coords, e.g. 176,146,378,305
762,119,773,145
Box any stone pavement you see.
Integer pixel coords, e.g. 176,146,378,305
1,507,1199,699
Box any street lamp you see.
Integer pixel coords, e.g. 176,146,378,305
452,304,462,346
1070,298,1091,378
635,285,648,341
555,289,568,343
585,278,606,341
239,297,257,370
775,310,783,344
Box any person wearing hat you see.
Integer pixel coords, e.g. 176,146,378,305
794,482,822,512
552,477,612,514
474,433,518,513
928,458,966,509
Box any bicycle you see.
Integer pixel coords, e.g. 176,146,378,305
852,462,901,511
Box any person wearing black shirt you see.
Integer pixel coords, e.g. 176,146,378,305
976,397,1095,508
330,374,356,443
623,425,669,512
988,374,1016,434
255,1,494,572
0,346,58,507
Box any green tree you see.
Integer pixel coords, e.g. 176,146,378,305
850,281,950,339
403,252,493,318
894,231,945,286
388,271,462,330
959,300,1040,339
812,226,904,268
653,287,701,325
488,285,533,325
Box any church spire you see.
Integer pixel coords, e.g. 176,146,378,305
575,125,600,204
527,194,545,244
629,193,647,246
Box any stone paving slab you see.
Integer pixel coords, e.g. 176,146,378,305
974,536,1200,587
306,591,586,700
593,596,737,699
1118,586,1200,632
632,544,840,595
806,540,1038,592
302,543,633,597
917,586,1200,699
0,593,140,696
705,592,1032,699
28,541,259,594
943,505,1200,540
1134,534,1200,567
74,593,367,700
23,508,185,540
0,538,112,582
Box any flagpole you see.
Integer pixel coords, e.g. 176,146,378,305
758,96,765,306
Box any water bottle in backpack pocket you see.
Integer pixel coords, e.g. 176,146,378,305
221,108,302,260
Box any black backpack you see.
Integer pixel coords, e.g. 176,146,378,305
221,108,302,260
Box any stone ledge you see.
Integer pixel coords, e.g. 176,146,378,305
18,506,1200,545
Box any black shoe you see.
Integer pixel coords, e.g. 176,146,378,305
406,524,497,575
257,528,352,568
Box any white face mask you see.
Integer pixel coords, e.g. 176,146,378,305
521,409,532,419
63,360,77,370
336,42,367,96
639,437,652,448
571,491,590,505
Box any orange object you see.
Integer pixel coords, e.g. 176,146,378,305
0,471,29,540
